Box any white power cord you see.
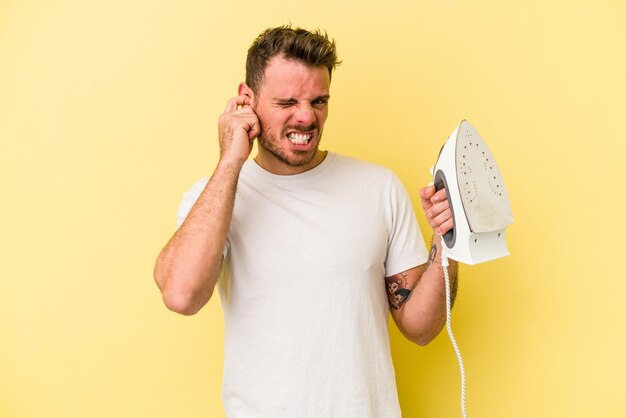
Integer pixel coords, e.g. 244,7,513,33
441,250,467,418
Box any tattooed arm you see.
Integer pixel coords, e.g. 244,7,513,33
385,185,459,346
386,235,458,345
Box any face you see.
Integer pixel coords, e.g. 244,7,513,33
246,56,330,175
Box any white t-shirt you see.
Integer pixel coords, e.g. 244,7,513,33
177,153,429,418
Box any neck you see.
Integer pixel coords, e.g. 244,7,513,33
254,148,328,175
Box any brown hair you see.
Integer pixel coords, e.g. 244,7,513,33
245,25,341,93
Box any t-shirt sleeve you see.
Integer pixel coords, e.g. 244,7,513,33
384,172,429,277
175,177,230,259
176,177,209,230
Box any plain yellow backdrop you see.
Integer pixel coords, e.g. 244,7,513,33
1,0,625,417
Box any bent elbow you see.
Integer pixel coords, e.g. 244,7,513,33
413,332,437,347
161,286,211,316
405,322,445,347
162,294,200,316
154,269,212,316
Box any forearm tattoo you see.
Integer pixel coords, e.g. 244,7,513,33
385,244,437,310
386,272,413,310
385,242,459,310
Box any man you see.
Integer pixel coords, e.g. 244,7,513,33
154,26,458,417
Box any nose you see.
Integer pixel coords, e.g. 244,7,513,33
293,103,316,127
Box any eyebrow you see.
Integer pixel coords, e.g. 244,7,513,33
273,98,297,104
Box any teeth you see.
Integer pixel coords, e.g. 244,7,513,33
287,132,312,145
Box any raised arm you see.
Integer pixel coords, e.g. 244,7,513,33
153,93,259,315
386,186,459,345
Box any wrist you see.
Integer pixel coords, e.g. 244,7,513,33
217,155,247,171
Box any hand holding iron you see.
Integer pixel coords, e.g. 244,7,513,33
419,185,454,236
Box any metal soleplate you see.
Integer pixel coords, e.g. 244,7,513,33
455,121,513,233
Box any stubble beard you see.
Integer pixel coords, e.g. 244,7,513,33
256,122,322,168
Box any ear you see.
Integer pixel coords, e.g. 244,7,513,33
238,83,256,106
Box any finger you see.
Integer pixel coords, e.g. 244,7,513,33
431,207,452,230
247,117,261,140
430,188,448,204
419,185,436,200
230,107,260,140
426,199,450,220
436,218,454,236
419,185,436,210
223,95,251,113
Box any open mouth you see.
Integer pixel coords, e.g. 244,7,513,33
287,132,314,145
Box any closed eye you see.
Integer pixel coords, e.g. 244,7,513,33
273,96,330,108
274,98,298,107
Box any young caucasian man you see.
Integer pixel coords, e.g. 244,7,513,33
154,26,458,418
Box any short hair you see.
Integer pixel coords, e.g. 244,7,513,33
245,25,341,93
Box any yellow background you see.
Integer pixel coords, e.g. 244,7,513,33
1,0,625,417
